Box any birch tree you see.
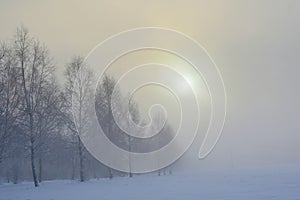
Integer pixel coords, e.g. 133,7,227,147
63,56,93,182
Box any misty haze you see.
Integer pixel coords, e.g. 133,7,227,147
0,0,299,199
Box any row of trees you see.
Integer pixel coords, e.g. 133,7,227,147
0,27,174,187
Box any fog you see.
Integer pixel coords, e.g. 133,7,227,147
1,0,299,172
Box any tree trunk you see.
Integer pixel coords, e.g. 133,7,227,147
0,151,3,165
30,136,38,187
38,156,42,183
78,136,84,182
6,170,10,183
71,156,75,180
108,167,113,179
13,169,18,184
28,108,38,187
128,135,132,178
106,124,113,179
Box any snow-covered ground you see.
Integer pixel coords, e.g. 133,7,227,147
1,170,300,200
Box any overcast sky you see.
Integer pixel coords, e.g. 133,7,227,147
0,0,299,171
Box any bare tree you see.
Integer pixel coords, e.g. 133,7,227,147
0,43,20,165
127,98,141,178
62,56,93,182
35,81,62,183
144,112,175,176
95,75,122,179
95,75,144,178
14,26,55,187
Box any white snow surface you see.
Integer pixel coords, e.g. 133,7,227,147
1,170,300,200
